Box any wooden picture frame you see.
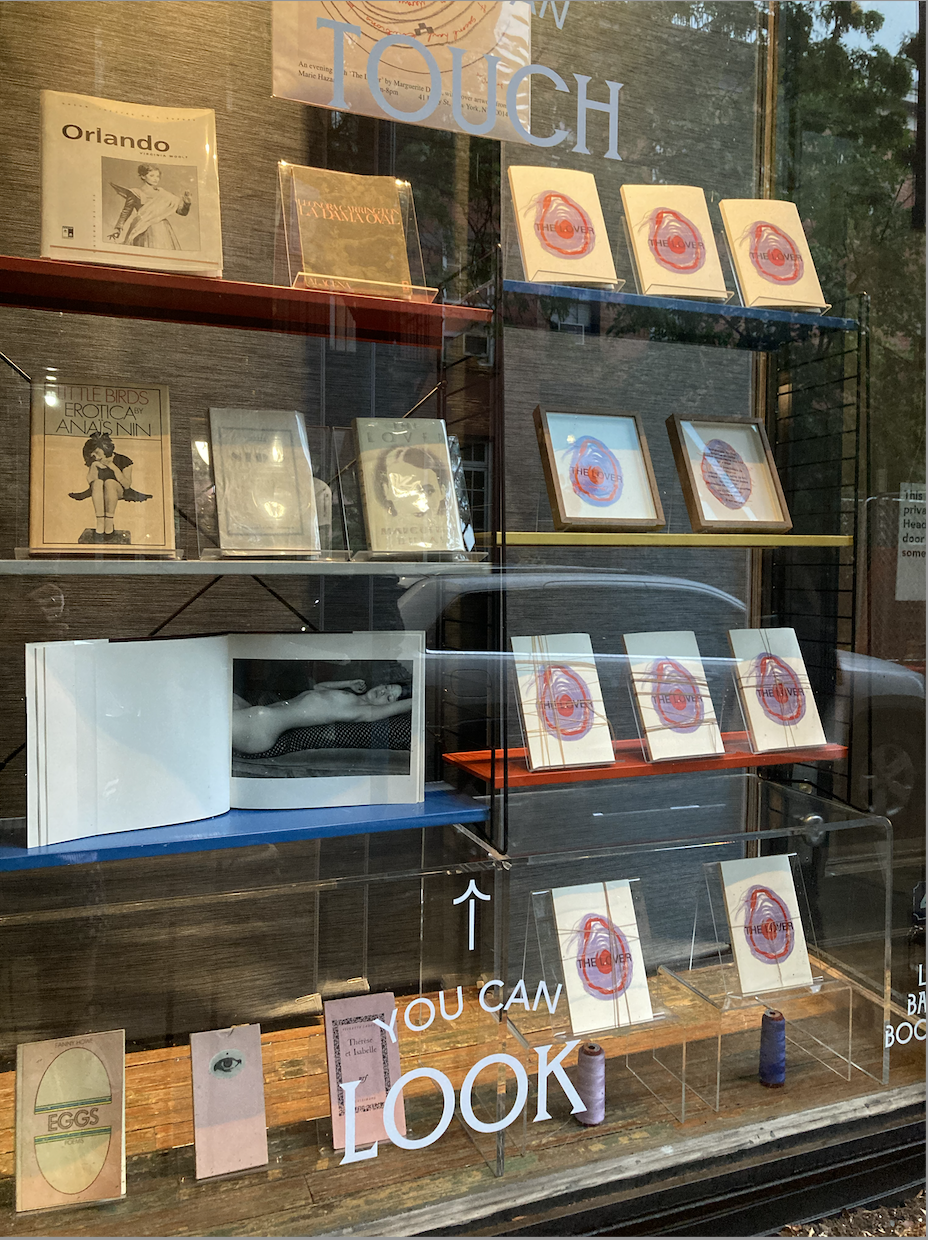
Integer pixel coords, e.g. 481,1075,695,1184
533,407,665,532
665,414,792,534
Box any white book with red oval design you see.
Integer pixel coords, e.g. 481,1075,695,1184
624,630,724,762
720,199,826,309
719,856,814,994
509,166,618,287
620,184,728,299
729,628,826,752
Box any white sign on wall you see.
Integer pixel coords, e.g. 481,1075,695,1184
896,482,926,602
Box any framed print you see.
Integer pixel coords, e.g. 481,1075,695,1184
719,199,827,311
719,856,814,995
533,408,664,531
510,633,615,771
666,414,792,533
508,167,618,288
551,881,654,1035
729,627,826,753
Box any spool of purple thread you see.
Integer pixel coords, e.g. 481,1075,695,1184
574,1041,606,1125
759,1008,786,1088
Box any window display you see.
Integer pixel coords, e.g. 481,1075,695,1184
29,378,175,555
41,91,222,275
0,0,921,1233
16,1029,126,1212
190,1024,268,1180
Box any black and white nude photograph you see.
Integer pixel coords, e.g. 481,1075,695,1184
232,656,414,780
101,156,201,252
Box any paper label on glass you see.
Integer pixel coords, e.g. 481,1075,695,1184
16,1029,125,1212
677,419,786,527
508,167,617,286
719,856,814,994
209,408,320,553
623,631,724,761
355,418,464,554
29,380,175,555
272,2,532,144
229,630,425,809
538,411,658,526
191,1025,268,1179
620,184,727,298
551,882,653,1035
511,634,614,770
720,199,826,309
729,628,826,752
41,91,221,275
285,165,411,290
324,994,405,1150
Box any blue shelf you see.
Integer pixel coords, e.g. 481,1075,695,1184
0,787,488,872
503,280,858,352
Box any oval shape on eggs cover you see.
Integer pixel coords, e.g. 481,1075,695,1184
34,1048,112,1195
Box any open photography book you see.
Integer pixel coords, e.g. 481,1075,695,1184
27,631,425,848
41,91,222,275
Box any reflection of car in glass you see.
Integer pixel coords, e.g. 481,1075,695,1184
398,570,926,845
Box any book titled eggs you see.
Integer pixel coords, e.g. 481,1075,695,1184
16,1030,125,1212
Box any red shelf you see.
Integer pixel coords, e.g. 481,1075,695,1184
443,732,846,788
0,255,491,349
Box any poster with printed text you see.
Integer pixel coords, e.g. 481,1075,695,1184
272,2,531,142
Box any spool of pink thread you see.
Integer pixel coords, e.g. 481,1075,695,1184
574,1041,606,1125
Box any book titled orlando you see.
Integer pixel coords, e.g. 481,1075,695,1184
29,378,175,555
41,91,222,276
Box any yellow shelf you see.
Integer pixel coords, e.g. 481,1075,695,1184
489,532,853,548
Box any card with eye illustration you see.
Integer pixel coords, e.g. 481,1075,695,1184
190,1024,268,1180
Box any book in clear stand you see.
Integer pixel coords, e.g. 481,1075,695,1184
719,199,829,311
276,163,435,301
620,184,729,301
41,91,222,276
508,166,622,289
26,377,178,558
353,417,470,559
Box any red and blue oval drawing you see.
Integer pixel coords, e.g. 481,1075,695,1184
748,221,804,284
650,658,704,732
648,208,706,273
534,192,595,259
740,885,794,963
700,438,753,509
568,436,623,507
754,653,806,725
575,914,633,998
536,664,594,740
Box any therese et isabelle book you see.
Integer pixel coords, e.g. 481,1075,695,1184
27,630,425,848
41,91,222,276
29,378,175,555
